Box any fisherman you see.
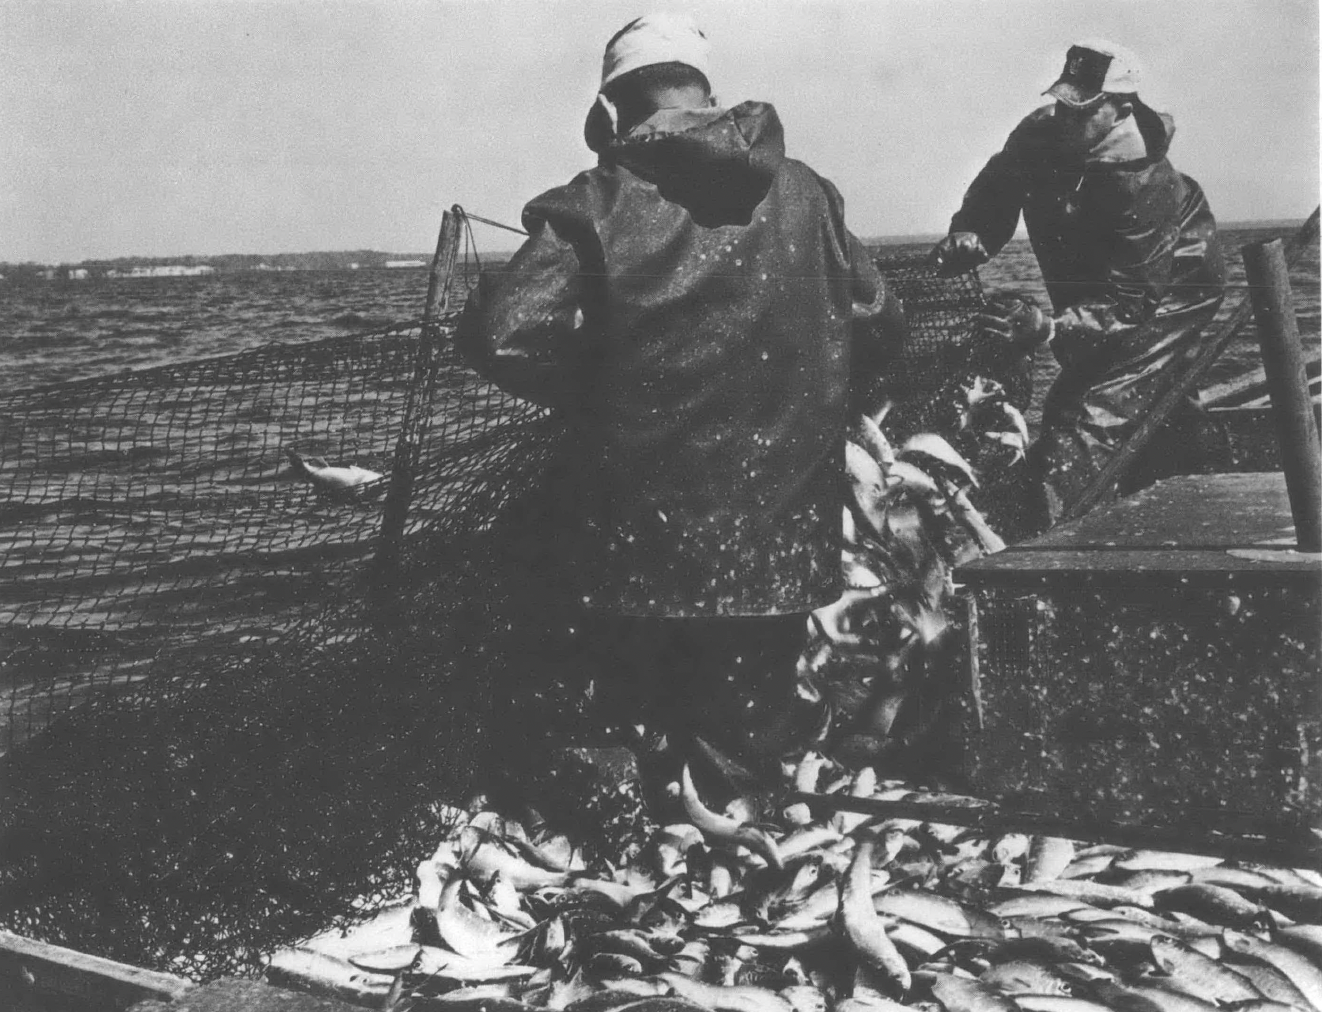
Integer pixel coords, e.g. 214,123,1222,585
456,13,904,797
930,39,1226,528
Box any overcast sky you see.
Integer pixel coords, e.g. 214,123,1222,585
2,0,1317,263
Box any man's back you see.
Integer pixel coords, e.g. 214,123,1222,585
458,100,890,617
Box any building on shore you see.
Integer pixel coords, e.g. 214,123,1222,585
104,265,216,278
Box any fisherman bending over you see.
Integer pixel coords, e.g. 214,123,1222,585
457,13,904,797
931,39,1226,528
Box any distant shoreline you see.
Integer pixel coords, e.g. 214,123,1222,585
1,219,1305,277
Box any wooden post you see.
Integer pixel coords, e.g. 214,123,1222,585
373,208,465,606
1062,207,1320,523
1243,238,1322,552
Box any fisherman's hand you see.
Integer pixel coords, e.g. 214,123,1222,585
975,294,1053,352
930,232,990,277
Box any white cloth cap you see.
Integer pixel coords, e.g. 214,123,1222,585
599,12,711,90
1045,38,1142,106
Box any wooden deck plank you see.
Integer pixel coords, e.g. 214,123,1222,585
0,931,192,1012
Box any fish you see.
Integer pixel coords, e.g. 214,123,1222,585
1071,907,1220,941
991,834,1031,866
793,752,829,795
1187,868,1279,891
679,766,782,871
845,441,895,538
990,895,1091,919
874,891,1006,939
843,835,912,995
901,434,979,488
835,997,914,1012
585,929,677,971
650,825,704,880
1061,855,1118,880
1013,879,1155,909
658,971,795,1012
778,984,827,1012
854,415,896,468
1026,837,1076,884
1222,1003,1315,1012
833,767,879,835
585,952,644,977
1111,871,1194,896
1222,931,1322,1011
436,876,521,958
1000,916,1082,941
461,831,570,891
1275,925,1322,967
980,959,1076,995
929,972,1021,1012
778,826,844,861
887,460,941,499
1013,997,1116,1012
1155,885,1269,929
984,936,1102,966
981,430,1026,462
1088,978,1222,1012
1114,852,1221,873
285,449,384,497
1222,956,1318,1009
1240,883,1322,923
887,920,949,960
1079,920,1220,960
1147,935,1263,1003
728,926,833,952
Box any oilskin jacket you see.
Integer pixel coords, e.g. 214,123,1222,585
456,101,899,617
949,103,1225,346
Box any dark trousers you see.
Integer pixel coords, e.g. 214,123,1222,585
1026,296,1228,530
585,613,809,774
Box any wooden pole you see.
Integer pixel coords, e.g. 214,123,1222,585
1062,207,1321,523
1243,238,1322,551
373,208,464,605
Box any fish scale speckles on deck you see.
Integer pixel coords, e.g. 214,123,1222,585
956,473,1322,840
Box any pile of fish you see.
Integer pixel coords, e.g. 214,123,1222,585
265,375,1320,1012
272,757,1322,1012
799,379,1023,761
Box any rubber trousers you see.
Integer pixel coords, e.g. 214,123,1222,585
1026,295,1228,531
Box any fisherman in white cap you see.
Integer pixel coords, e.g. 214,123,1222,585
930,39,1226,532
458,13,905,803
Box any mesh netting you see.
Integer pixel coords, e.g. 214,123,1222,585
0,247,988,982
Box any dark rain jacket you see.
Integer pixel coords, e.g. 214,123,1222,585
456,101,902,617
950,103,1225,352
950,103,1228,517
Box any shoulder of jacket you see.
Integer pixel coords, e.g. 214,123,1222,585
781,158,842,208
1005,105,1057,149
523,169,618,230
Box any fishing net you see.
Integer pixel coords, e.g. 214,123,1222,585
0,234,990,983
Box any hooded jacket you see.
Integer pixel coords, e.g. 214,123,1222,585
949,103,1225,345
456,101,901,617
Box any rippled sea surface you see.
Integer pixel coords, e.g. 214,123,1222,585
1,225,1316,401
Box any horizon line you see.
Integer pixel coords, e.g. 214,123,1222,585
3,218,1308,267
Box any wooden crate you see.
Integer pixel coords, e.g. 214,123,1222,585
954,473,1321,851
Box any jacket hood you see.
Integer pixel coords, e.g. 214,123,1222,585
591,100,786,226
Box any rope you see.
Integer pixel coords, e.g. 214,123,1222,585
453,206,530,238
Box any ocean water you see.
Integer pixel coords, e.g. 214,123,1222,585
2,225,1316,400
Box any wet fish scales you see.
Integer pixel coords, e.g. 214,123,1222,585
979,959,1075,996
930,972,1022,1012
1155,885,1267,929
1147,935,1262,1003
